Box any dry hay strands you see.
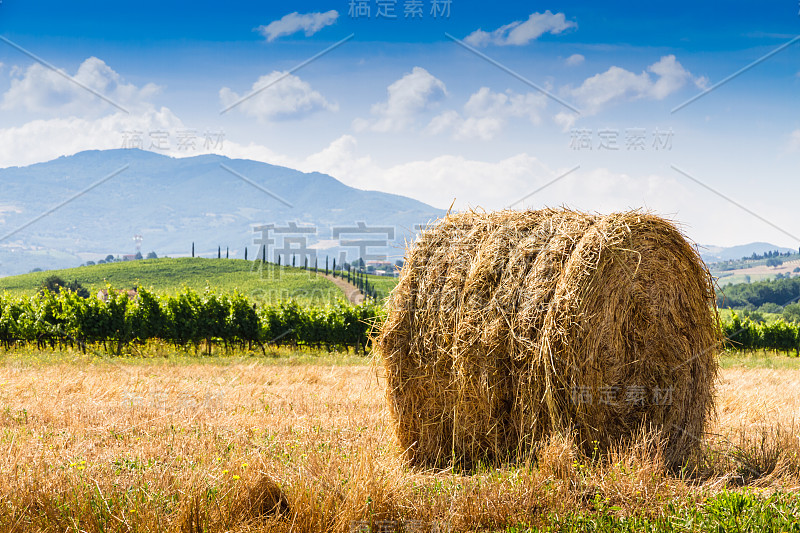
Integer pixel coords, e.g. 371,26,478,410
377,208,719,471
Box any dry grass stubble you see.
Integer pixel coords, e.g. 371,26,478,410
0,355,798,532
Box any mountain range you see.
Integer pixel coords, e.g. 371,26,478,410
0,149,444,277
698,242,796,264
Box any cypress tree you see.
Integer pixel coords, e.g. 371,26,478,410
244,247,248,261
192,242,195,258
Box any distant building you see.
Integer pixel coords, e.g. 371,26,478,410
97,288,138,302
366,260,399,277
366,260,394,269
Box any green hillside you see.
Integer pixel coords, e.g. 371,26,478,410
0,258,345,305
367,274,399,300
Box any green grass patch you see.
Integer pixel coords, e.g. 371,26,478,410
0,344,373,368
365,273,399,299
501,490,800,532
0,258,344,305
717,350,800,369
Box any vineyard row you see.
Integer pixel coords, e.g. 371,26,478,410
0,288,383,354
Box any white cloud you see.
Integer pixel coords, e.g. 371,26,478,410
553,111,578,131
271,135,695,219
219,71,337,122
565,53,584,66
556,55,704,127
451,116,506,141
301,134,374,181
425,110,460,136
463,87,544,121
427,87,546,140
292,135,556,208
568,66,651,114
1,57,160,116
646,55,693,100
788,130,800,152
694,75,710,90
256,10,338,41
355,67,446,132
0,108,184,168
464,11,576,47
280,136,765,248
239,133,781,248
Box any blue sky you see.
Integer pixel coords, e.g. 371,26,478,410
0,0,799,247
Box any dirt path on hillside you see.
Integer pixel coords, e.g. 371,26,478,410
321,273,364,304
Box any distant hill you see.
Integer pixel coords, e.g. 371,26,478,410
0,149,445,277
699,242,797,264
0,257,345,306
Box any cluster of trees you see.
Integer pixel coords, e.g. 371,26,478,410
82,252,158,267
0,288,381,355
717,277,800,312
38,276,90,299
746,249,799,261
774,268,800,280
765,257,784,268
731,304,800,325
714,249,800,272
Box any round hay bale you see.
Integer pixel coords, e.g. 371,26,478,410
377,208,719,470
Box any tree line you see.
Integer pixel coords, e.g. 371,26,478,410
191,241,388,301
0,288,382,355
717,276,800,314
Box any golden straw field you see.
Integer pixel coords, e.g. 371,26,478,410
0,350,799,532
